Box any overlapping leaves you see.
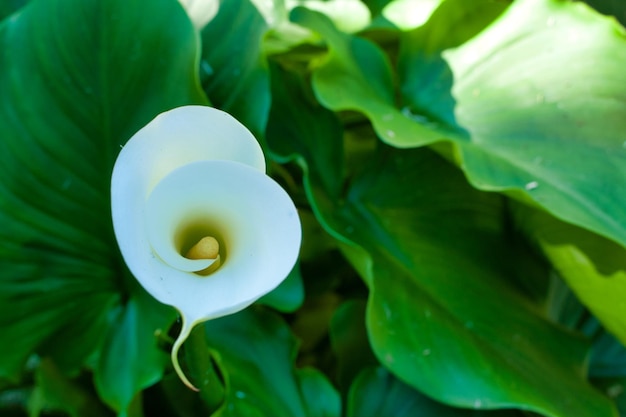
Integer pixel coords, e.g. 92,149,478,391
265,60,617,415
292,0,626,250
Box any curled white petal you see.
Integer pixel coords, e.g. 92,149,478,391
111,106,301,390
143,159,301,321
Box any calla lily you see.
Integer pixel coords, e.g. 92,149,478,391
110,106,301,390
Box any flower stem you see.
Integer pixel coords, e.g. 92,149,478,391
186,324,226,411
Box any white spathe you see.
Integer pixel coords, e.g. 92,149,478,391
111,105,301,390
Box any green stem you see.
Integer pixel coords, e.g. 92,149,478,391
185,323,226,412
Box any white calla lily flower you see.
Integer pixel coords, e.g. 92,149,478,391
111,106,301,390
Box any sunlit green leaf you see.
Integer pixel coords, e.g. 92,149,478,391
440,0,626,250
0,0,206,412
200,308,341,417
398,0,508,130
513,203,626,349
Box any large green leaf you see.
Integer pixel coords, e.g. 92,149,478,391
0,0,206,411
333,146,613,416
440,0,626,249
264,63,616,416
198,308,341,417
292,0,626,252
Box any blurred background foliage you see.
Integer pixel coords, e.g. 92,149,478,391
1,0,625,416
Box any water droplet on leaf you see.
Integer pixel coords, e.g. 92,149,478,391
525,181,539,191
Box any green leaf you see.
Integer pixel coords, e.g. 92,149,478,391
34,358,110,417
398,0,508,130
257,264,305,313
347,366,524,417
335,146,614,416
290,6,453,147
200,308,341,417
288,2,500,147
200,0,270,137
593,378,626,417
95,286,177,414
0,0,206,409
329,300,377,391
513,203,626,349
266,62,344,200
440,0,626,250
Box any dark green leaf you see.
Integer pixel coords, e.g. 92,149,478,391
34,358,111,417
329,299,377,391
0,0,206,411
95,286,177,413
582,0,626,26
200,0,270,137
348,366,525,417
266,61,344,200
332,146,613,416
200,308,341,417
257,264,305,313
